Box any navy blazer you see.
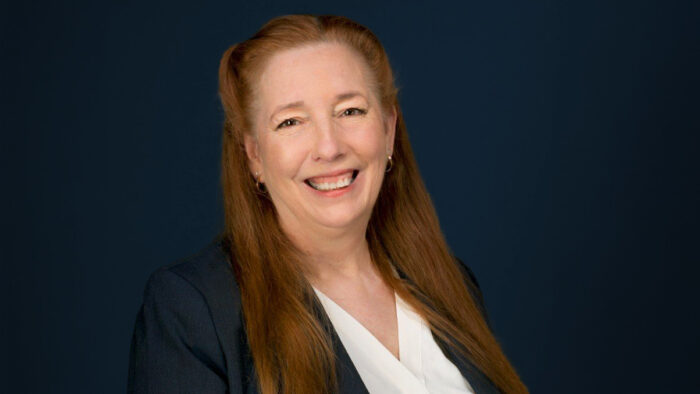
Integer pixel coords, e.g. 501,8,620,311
127,236,500,393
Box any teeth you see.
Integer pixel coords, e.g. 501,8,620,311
308,176,353,191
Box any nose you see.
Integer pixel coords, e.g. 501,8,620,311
311,117,345,162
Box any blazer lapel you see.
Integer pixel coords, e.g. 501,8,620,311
432,333,501,394
239,304,369,394
331,328,372,394
395,265,502,394
312,295,371,394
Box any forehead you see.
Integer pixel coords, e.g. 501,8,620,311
255,42,374,111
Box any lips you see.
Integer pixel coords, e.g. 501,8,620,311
304,169,359,191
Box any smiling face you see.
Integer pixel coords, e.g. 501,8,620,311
244,42,397,239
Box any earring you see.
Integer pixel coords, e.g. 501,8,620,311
254,171,265,193
386,154,393,173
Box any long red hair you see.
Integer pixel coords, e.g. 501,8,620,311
218,14,527,394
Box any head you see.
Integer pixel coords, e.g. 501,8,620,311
220,15,402,244
244,42,397,241
218,14,526,394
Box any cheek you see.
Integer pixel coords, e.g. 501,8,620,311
261,136,308,180
355,125,387,160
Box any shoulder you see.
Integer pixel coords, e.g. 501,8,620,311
131,235,248,391
138,236,241,330
141,234,244,339
453,257,492,328
128,238,247,393
143,235,242,319
453,257,482,292
145,234,239,301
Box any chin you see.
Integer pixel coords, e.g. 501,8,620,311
311,207,367,230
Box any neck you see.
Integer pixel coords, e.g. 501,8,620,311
279,216,375,283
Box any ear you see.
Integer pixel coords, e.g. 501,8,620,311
384,105,398,155
243,133,263,179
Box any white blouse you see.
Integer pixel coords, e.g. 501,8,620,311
313,287,475,394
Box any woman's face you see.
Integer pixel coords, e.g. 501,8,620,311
244,42,396,238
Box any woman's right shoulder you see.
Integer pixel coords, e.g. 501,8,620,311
129,235,251,392
142,234,243,316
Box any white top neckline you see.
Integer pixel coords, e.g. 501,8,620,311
312,286,474,394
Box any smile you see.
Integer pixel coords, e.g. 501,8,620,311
304,170,359,191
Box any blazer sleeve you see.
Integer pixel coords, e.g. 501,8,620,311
127,268,229,393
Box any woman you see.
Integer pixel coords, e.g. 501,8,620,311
128,14,527,394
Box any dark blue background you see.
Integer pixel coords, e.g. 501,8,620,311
4,1,699,393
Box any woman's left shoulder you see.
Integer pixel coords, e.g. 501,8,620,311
453,257,491,327
453,258,481,291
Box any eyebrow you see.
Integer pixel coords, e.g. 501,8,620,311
268,91,366,123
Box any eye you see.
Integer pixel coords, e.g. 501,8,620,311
341,107,367,117
276,118,299,130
